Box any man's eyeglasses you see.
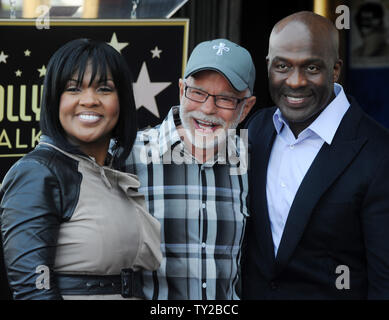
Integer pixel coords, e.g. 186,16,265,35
184,84,248,110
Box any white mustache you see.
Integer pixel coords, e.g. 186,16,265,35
185,111,226,126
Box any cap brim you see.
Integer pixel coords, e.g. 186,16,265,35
185,65,248,92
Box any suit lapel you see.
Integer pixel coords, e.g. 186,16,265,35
274,102,367,274
249,109,277,277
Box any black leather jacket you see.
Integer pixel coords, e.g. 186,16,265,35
0,136,81,299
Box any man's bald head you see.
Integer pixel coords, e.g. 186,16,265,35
266,11,343,137
269,11,339,61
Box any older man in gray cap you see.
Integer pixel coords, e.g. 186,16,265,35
123,39,256,300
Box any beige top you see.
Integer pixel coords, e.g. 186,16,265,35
41,142,162,299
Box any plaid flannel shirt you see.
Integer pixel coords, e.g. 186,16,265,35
123,106,249,300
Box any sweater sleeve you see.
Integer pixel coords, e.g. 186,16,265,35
1,159,63,300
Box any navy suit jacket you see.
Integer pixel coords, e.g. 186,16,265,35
242,97,389,299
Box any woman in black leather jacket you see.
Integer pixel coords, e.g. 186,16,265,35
0,39,162,300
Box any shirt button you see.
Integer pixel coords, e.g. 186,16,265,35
202,203,206,209
202,242,206,248
202,282,207,288
289,144,295,149
280,181,286,188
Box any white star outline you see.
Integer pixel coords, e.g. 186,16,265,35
0,51,8,63
38,65,46,77
133,62,171,118
107,33,129,54
151,46,162,59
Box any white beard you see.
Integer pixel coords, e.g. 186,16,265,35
179,110,227,149
179,106,244,150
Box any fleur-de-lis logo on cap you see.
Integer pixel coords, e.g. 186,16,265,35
213,42,230,56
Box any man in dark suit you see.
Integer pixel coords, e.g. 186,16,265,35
242,11,389,299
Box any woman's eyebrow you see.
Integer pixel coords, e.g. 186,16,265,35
99,78,114,83
67,78,115,83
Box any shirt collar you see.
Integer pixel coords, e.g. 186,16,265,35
272,83,350,144
149,106,183,157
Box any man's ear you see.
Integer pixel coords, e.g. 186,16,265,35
333,59,343,82
178,78,185,103
239,95,256,123
266,56,270,71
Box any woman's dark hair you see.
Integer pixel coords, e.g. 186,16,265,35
40,38,137,169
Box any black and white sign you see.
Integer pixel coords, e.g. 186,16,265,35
0,19,189,182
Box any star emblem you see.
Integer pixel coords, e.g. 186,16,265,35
15,69,22,77
107,33,129,54
133,62,171,118
24,49,31,57
38,65,46,77
0,51,8,63
150,46,162,58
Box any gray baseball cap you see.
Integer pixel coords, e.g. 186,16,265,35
184,38,256,93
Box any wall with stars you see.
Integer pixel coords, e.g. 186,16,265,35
0,19,188,183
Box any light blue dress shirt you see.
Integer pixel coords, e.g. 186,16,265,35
266,83,350,256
